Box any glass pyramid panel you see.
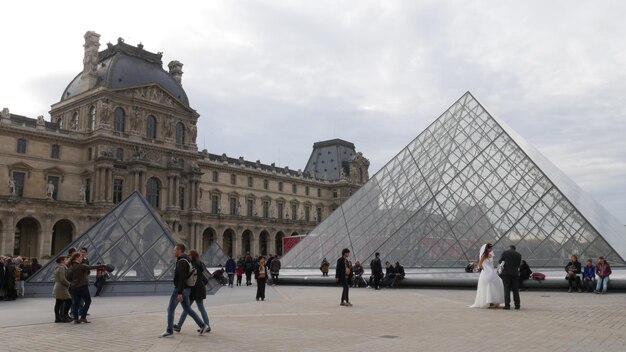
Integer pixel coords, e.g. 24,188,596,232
28,191,178,283
282,92,626,268
200,242,229,267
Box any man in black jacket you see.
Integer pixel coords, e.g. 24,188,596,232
498,245,522,310
335,248,352,307
370,252,383,290
160,243,209,337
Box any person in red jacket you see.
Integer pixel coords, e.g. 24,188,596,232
235,263,244,286
594,256,612,294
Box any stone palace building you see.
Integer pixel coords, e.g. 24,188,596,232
0,31,369,260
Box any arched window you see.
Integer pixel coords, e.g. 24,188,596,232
56,117,63,129
114,107,125,132
87,106,95,130
146,177,160,208
146,115,157,139
176,122,185,145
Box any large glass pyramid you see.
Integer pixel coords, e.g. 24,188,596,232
282,92,626,268
29,191,177,284
201,242,229,267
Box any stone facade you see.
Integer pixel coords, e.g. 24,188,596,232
0,32,369,260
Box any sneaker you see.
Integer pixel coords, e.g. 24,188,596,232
159,331,174,338
567,288,572,293
340,302,347,306
197,326,211,333
345,302,353,307
594,290,600,294
173,324,181,333
199,325,209,335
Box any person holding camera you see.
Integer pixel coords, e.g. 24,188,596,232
564,255,582,293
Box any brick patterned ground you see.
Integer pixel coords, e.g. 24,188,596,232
1,285,624,351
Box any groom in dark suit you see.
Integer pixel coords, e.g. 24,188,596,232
498,245,522,310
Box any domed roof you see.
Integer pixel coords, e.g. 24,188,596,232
61,40,189,106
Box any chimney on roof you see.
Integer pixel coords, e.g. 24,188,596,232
81,31,101,92
168,60,184,85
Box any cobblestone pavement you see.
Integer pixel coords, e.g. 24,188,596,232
1,285,625,352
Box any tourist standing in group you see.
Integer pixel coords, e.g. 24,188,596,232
14,257,24,298
225,256,236,288
582,259,595,292
270,256,281,285
3,257,16,300
370,252,383,290
67,252,100,324
335,248,352,306
52,256,72,323
0,256,5,300
564,255,582,293
320,258,330,277
244,254,254,286
173,250,211,334
160,243,209,337
255,256,268,301
235,262,244,286
30,258,42,274
595,256,612,294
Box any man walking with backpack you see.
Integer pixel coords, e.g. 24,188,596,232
160,243,209,337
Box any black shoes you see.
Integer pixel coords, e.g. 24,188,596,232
173,324,181,333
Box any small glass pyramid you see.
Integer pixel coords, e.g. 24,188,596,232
282,92,626,268
29,191,177,283
201,242,229,267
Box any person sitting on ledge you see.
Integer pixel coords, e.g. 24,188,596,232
564,255,582,293
383,261,395,288
391,262,405,288
594,256,612,294
582,259,595,293
518,260,532,290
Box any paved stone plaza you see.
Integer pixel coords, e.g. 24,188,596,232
1,285,625,351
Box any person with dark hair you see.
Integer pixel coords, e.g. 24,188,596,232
255,256,268,301
80,248,90,265
370,252,383,290
499,245,522,310
0,256,5,301
391,262,405,288
235,262,244,286
335,248,352,306
173,249,211,333
67,252,100,323
518,260,532,290
269,256,281,285
595,256,612,294
68,247,77,256
3,257,17,301
582,259,595,292
383,261,395,287
30,258,42,274
565,255,582,293
160,243,209,337
320,258,330,277
94,263,109,297
470,243,504,308
53,256,72,323
244,254,254,286
225,256,236,288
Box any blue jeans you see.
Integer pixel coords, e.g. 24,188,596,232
71,286,91,319
166,288,205,333
177,298,209,328
596,276,609,292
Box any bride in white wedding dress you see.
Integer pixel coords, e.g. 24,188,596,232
470,243,504,308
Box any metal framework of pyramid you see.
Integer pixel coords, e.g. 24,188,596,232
282,92,626,268
27,191,179,296
201,242,229,267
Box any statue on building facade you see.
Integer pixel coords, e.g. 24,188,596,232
131,106,140,131
133,145,146,160
46,182,55,200
165,114,174,138
188,124,197,143
79,184,86,203
37,115,45,125
100,99,111,125
1,108,9,120
8,177,16,195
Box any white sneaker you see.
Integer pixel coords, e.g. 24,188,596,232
159,331,173,338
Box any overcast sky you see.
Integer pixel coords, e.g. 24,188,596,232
2,1,625,223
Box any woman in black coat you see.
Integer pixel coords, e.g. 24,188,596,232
564,255,583,293
173,250,210,333
255,256,268,301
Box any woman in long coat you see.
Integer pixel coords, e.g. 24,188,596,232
53,256,72,323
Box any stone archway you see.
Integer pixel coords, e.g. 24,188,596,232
51,219,75,256
223,228,234,257
202,227,216,253
242,229,253,256
275,231,285,256
14,217,41,258
259,230,269,256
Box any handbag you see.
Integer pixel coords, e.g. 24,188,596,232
497,261,505,275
